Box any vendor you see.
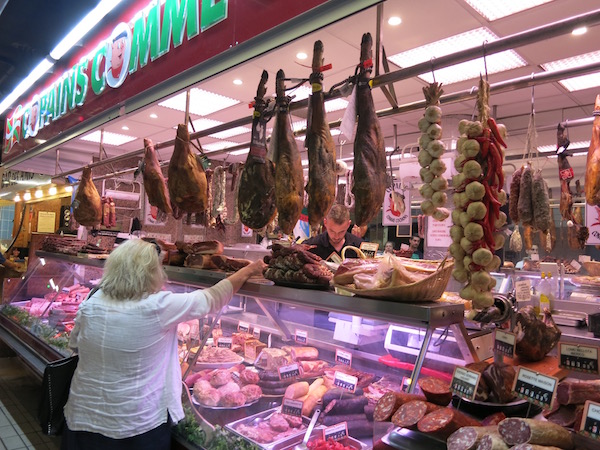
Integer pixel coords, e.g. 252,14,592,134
304,204,362,260
408,236,423,259
516,244,538,270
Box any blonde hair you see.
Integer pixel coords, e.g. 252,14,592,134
100,239,166,300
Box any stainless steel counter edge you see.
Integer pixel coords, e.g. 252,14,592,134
36,251,465,327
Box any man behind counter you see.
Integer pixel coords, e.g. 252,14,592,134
303,204,363,261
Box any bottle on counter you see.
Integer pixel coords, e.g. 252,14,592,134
538,272,553,315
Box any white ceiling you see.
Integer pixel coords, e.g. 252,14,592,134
9,0,600,193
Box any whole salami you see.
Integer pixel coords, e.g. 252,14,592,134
417,407,479,440
373,390,425,422
447,425,497,450
477,432,509,450
497,418,574,449
509,166,523,223
517,165,534,225
391,400,436,429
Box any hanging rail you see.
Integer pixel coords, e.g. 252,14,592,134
48,8,600,180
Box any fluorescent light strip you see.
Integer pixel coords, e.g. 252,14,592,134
230,148,249,156
210,125,251,139
0,59,54,115
538,140,590,153
80,130,137,146
202,140,240,152
464,0,554,21
541,51,600,92
159,88,240,116
388,27,526,85
50,0,124,60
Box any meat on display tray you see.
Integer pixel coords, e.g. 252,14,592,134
191,396,259,410
381,427,446,450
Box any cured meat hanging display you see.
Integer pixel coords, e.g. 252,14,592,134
167,124,208,224
305,40,336,234
273,69,304,235
238,70,277,230
352,32,386,227
141,137,172,220
419,82,449,221
449,77,507,309
585,95,600,206
72,167,102,227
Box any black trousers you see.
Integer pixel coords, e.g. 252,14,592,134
60,416,172,450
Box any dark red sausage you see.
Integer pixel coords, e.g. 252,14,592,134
418,377,452,406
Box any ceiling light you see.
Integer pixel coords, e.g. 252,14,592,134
50,0,123,60
202,140,240,152
301,159,309,166
388,16,402,26
23,192,32,201
292,120,307,133
159,88,240,116
296,52,308,60
80,130,137,146
388,27,526,84
463,0,553,21
49,186,57,195
0,58,54,115
233,79,243,85
210,126,251,139
121,125,129,131
35,189,43,199
541,51,600,92
230,148,249,156
65,186,73,193
572,26,587,36
188,118,223,131
13,194,20,202
538,141,590,153
325,98,349,113
149,113,158,119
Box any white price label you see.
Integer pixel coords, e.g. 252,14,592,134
515,280,532,302
238,321,250,333
278,363,300,380
559,343,599,374
281,398,303,417
531,253,540,261
571,260,582,271
580,401,600,439
579,255,591,263
494,329,516,358
335,349,352,367
512,367,558,410
451,367,481,401
295,329,307,344
333,371,358,393
324,422,348,441
253,327,261,339
217,337,232,349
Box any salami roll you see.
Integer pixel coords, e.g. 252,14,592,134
260,386,288,395
417,408,480,440
258,379,292,388
477,433,509,450
418,377,452,406
364,404,375,422
322,388,365,406
511,445,564,450
321,413,370,426
391,400,432,429
373,390,426,422
509,166,523,223
258,370,281,381
497,418,574,449
447,426,498,450
323,396,368,415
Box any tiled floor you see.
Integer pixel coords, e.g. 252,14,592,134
0,357,60,450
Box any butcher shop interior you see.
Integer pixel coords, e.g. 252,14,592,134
1,0,600,449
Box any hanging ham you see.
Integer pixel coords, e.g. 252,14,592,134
352,32,386,227
585,94,600,205
168,124,207,224
273,69,304,235
73,167,102,227
238,70,277,230
305,40,336,234
142,138,172,219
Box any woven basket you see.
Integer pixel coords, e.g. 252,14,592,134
333,255,454,303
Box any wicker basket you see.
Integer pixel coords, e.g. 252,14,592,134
333,256,454,303
583,261,600,277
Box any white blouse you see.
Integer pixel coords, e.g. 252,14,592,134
64,279,233,439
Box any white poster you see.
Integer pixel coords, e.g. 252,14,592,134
426,213,452,248
382,182,410,226
586,204,600,245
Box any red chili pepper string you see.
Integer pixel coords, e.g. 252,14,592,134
487,117,507,148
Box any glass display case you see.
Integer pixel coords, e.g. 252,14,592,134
0,250,484,449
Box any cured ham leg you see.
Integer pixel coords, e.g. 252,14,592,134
142,138,172,221
273,69,304,235
73,167,102,227
305,40,336,234
168,124,207,224
352,33,386,227
585,95,600,205
238,70,277,230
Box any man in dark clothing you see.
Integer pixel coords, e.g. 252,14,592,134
303,204,362,260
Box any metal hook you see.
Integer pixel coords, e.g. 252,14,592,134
482,41,489,82
430,57,436,83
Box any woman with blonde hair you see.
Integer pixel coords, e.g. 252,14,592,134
61,239,265,450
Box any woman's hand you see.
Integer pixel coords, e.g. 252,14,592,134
244,259,267,278
226,259,267,293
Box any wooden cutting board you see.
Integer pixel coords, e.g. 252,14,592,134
486,355,568,380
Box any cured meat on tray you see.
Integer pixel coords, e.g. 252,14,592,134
263,243,332,286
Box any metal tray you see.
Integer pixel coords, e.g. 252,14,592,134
274,427,368,450
225,407,309,450
382,427,446,450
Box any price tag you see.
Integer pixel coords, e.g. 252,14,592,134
327,252,343,264
559,167,574,181
278,363,300,380
515,279,532,302
281,398,303,417
559,343,599,374
359,242,379,258
295,329,307,344
579,255,591,263
494,329,516,358
323,422,348,441
217,337,232,349
512,367,558,410
570,260,582,271
580,401,600,440
253,327,261,340
450,367,481,401
238,321,250,333
333,371,358,393
531,253,540,261
335,349,352,367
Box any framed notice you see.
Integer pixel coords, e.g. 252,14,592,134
396,223,412,238
37,211,56,233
